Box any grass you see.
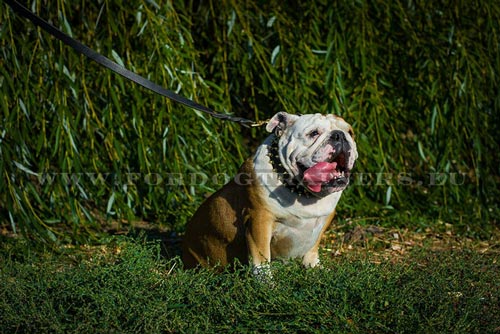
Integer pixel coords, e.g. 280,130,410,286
1,231,499,333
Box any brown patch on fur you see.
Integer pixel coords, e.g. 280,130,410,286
182,159,275,269
270,232,294,259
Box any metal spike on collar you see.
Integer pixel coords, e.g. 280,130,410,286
268,135,313,199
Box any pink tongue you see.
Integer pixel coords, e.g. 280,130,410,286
303,161,338,192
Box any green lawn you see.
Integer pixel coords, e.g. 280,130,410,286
1,229,498,333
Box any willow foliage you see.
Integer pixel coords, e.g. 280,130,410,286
0,0,498,243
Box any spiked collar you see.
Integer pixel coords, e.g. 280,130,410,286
267,135,314,199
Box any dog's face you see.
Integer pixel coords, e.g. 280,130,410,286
266,112,358,197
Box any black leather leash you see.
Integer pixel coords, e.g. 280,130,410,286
4,0,264,128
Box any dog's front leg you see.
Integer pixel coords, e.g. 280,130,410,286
245,213,274,281
302,210,336,268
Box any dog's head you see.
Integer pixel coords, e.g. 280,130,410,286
266,112,358,196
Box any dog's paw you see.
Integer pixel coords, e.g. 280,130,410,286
252,263,275,286
302,252,321,268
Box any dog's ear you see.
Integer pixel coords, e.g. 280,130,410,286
266,112,299,136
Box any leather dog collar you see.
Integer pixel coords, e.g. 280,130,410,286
267,135,314,199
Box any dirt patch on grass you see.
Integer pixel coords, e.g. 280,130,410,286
3,219,499,267
322,223,500,264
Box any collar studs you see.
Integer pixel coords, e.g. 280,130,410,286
268,135,313,199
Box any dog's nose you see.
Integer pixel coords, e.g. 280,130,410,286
330,130,346,143
330,130,350,153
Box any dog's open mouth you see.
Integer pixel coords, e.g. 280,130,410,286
300,151,350,193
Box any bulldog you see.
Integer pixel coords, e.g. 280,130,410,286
182,112,358,275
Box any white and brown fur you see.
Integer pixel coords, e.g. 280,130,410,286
182,112,357,274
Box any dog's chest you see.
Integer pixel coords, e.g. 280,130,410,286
270,215,327,259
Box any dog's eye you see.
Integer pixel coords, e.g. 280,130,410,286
308,130,320,138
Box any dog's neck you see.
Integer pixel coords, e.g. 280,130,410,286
267,135,314,199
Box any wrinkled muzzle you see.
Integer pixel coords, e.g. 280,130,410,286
299,130,353,195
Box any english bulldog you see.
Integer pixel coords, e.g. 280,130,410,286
182,112,358,276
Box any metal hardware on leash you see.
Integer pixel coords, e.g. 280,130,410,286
4,0,264,128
